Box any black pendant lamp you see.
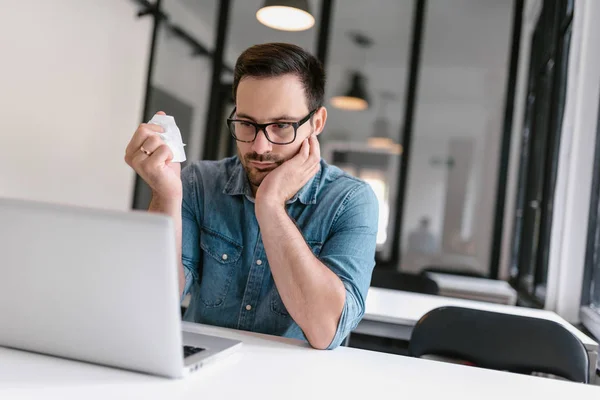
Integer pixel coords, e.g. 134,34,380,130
331,32,373,111
256,0,315,31
368,91,403,154
330,72,370,111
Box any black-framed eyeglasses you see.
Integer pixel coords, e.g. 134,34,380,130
226,107,317,145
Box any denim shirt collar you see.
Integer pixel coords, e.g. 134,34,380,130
223,157,320,205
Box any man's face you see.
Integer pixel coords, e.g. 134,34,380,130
234,74,325,188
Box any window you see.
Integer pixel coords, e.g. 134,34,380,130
400,0,513,276
321,1,413,262
323,144,400,257
147,1,529,284
581,89,600,340
509,0,572,306
360,170,390,246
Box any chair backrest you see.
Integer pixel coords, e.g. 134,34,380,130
408,306,589,383
370,270,439,295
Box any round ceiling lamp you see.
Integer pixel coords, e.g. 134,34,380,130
256,0,315,32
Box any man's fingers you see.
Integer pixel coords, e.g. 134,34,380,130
126,124,164,157
307,159,320,179
125,129,150,160
296,161,321,191
312,162,321,176
298,138,310,161
140,134,164,155
147,144,174,169
142,123,164,133
129,147,150,170
307,135,320,165
156,111,166,116
129,144,172,183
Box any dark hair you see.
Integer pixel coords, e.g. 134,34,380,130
232,43,325,111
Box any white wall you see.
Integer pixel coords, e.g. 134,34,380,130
545,0,600,321
0,1,151,210
402,136,449,251
471,88,505,275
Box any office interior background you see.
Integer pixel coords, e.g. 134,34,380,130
1,0,599,373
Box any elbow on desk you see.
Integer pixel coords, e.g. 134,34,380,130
303,317,340,350
300,282,349,350
306,330,336,350
303,318,339,350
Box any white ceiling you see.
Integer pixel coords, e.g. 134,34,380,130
179,0,514,142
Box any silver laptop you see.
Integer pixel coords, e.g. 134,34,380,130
0,197,241,378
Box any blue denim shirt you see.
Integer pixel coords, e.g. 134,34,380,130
180,156,378,349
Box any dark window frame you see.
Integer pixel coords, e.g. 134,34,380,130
509,0,573,306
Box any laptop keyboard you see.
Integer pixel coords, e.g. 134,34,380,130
183,345,205,358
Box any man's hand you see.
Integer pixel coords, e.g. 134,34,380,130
124,111,182,201
255,135,321,209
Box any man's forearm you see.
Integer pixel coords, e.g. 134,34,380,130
149,194,185,297
256,202,346,349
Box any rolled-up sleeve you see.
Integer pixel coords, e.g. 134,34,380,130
320,182,379,349
180,164,202,301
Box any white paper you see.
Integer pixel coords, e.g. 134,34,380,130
147,114,187,162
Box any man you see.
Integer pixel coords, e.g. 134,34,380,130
125,43,378,349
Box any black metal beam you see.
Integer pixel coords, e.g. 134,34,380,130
170,24,211,57
132,0,233,71
315,0,334,66
385,0,427,269
488,0,525,279
533,0,572,294
135,0,167,20
202,0,231,160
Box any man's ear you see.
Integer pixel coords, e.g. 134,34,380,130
312,106,328,136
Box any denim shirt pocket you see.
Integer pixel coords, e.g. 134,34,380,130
270,241,323,316
198,227,242,308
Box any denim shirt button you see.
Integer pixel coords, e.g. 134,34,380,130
256,259,262,265
221,254,228,261
246,304,252,311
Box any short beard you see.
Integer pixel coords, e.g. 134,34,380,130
239,149,285,187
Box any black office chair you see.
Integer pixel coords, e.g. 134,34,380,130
421,266,485,278
370,269,439,295
408,306,589,383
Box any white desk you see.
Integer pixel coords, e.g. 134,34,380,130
425,272,518,305
1,322,598,400
356,287,599,382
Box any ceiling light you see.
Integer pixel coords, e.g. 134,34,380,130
331,32,373,111
331,72,370,111
368,91,402,153
257,0,315,32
